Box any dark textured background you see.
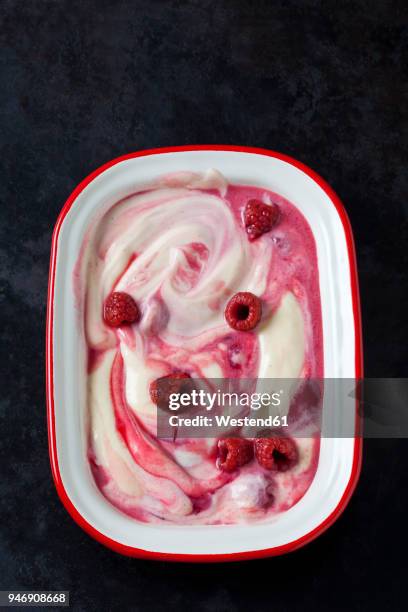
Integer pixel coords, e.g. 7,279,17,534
1,1,407,610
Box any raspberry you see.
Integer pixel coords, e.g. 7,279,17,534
149,373,192,411
217,438,254,472
103,292,140,327
244,199,280,241
254,433,298,471
225,292,262,331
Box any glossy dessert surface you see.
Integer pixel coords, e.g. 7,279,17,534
74,169,323,524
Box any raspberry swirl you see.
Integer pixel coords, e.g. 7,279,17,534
74,170,323,524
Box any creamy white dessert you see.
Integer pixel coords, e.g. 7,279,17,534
74,170,323,524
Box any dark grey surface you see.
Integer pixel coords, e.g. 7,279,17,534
0,1,407,611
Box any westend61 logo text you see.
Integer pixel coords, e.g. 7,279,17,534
167,389,284,411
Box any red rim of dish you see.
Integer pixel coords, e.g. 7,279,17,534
46,145,363,562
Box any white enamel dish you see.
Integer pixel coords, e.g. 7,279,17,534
46,146,363,561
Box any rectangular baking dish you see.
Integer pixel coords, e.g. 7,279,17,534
46,146,363,560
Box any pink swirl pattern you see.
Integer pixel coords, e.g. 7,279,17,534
74,170,323,524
